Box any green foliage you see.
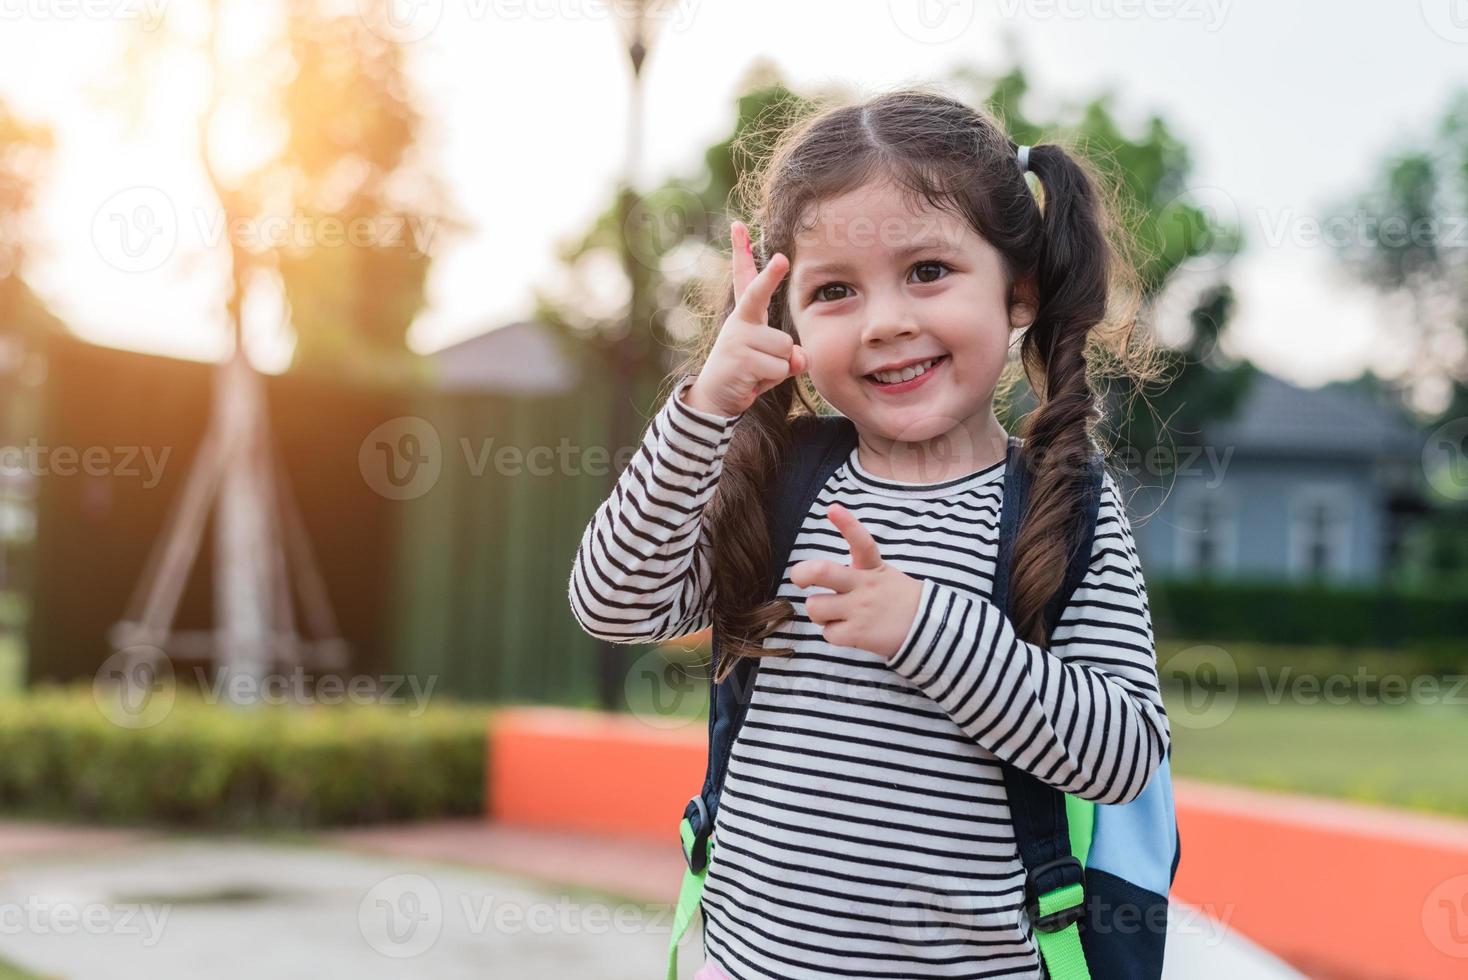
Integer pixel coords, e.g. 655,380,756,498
263,5,460,382
0,685,491,829
1157,638,1468,696
1151,577,1468,651
122,3,459,385
0,955,36,980
971,64,1242,296
0,96,64,339
1326,86,1468,421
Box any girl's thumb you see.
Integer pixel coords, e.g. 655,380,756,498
789,345,807,376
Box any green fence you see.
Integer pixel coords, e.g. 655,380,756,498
386,374,656,705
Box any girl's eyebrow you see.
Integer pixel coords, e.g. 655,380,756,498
794,239,962,279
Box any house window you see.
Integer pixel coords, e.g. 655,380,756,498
1288,487,1351,581
1173,488,1237,577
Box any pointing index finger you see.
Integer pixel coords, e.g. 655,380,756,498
826,503,883,570
731,221,757,299
732,250,788,326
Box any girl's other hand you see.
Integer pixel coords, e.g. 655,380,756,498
683,220,807,418
789,503,925,661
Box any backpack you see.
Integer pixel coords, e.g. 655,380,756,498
667,413,1181,980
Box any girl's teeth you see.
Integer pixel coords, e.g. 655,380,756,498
872,357,939,384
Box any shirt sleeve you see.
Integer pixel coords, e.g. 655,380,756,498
567,375,743,644
886,470,1171,805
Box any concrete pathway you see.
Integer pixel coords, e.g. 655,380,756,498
0,836,669,979
0,820,1304,979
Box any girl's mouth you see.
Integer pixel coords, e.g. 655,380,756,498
863,354,949,393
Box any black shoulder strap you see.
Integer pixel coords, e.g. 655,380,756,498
992,433,1106,933
992,434,1104,631
682,413,858,875
765,414,862,595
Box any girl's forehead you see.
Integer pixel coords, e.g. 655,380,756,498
792,181,968,253
791,199,972,267
799,179,937,226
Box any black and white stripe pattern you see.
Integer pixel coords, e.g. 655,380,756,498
569,378,1171,980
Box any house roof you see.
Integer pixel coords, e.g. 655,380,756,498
1203,371,1423,459
427,321,579,394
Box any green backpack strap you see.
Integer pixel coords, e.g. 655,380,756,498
667,815,710,980
1032,794,1096,978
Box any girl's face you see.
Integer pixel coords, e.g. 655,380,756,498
787,178,1034,461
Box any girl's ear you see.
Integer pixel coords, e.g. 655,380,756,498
1008,275,1038,330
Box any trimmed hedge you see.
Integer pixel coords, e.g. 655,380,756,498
0,684,492,829
1149,578,1468,651
1156,639,1468,697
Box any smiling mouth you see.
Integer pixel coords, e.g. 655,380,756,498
864,354,949,387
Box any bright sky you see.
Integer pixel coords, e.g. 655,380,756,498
0,1,1463,401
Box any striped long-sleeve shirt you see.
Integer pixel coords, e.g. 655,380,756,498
568,376,1171,980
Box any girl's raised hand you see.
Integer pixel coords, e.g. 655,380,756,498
682,221,808,419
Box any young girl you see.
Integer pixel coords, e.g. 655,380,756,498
569,88,1170,980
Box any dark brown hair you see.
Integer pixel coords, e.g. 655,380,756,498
669,86,1158,684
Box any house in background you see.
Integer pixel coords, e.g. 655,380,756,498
1123,371,1429,585
427,320,580,395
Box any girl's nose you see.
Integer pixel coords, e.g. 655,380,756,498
861,309,920,347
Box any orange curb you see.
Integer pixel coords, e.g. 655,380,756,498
1172,779,1468,980
488,706,705,845
487,709,1468,979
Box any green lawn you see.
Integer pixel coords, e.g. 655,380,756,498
0,631,22,699
1167,696,1468,817
0,955,38,980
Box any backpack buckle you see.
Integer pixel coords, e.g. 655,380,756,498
1024,856,1085,933
681,795,711,874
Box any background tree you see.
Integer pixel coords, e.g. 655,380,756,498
1327,87,1468,588
119,0,459,384
0,99,62,342
1326,87,1468,423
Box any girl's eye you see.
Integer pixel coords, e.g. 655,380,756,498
912,260,951,284
808,261,951,304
